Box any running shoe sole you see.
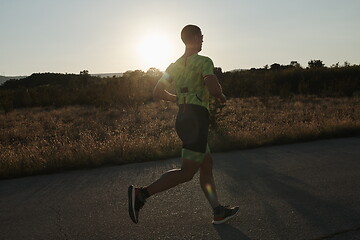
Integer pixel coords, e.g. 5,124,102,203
128,185,138,223
212,207,240,224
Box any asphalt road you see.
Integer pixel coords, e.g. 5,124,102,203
1,138,360,240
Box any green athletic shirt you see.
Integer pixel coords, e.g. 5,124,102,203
158,53,215,111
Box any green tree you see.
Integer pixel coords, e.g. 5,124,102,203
80,70,89,75
270,63,281,70
308,60,324,69
290,61,301,68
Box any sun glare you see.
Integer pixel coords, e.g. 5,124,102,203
137,34,174,70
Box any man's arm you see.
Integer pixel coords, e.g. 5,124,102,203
153,81,177,103
204,75,226,103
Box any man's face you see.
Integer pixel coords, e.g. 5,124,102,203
194,32,203,52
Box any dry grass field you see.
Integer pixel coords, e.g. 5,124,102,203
1,96,360,179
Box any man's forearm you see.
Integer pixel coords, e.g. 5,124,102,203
163,91,177,103
155,90,177,103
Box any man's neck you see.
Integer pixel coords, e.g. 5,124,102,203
183,47,198,57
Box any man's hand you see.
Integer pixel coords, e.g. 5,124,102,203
153,81,177,103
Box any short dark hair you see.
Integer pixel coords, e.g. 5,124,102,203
181,25,201,44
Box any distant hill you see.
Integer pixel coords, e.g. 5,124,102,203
0,75,27,85
0,73,88,89
0,73,123,85
90,73,123,78
0,72,125,89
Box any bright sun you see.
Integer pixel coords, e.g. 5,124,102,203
137,34,174,70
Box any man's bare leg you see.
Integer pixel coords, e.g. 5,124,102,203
199,153,220,208
146,158,201,196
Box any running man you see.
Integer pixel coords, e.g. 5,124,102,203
128,24,239,224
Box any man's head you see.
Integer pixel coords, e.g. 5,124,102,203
181,24,203,52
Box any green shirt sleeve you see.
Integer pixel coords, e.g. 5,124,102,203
202,57,215,78
158,63,174,88
158,71,171,88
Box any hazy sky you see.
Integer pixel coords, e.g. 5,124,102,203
1,0,359,76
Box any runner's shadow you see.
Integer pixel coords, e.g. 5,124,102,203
213,224,251,240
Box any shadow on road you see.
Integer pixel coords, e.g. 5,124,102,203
213,224,251,240
214,142,360,237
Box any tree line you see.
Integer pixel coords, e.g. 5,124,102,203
0,69,161,112
1,60,360,113
219,60,360,99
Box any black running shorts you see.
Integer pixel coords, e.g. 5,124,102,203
175,104,210,153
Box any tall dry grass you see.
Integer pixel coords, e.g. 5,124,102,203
1,96,359,179
210,96,360,151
